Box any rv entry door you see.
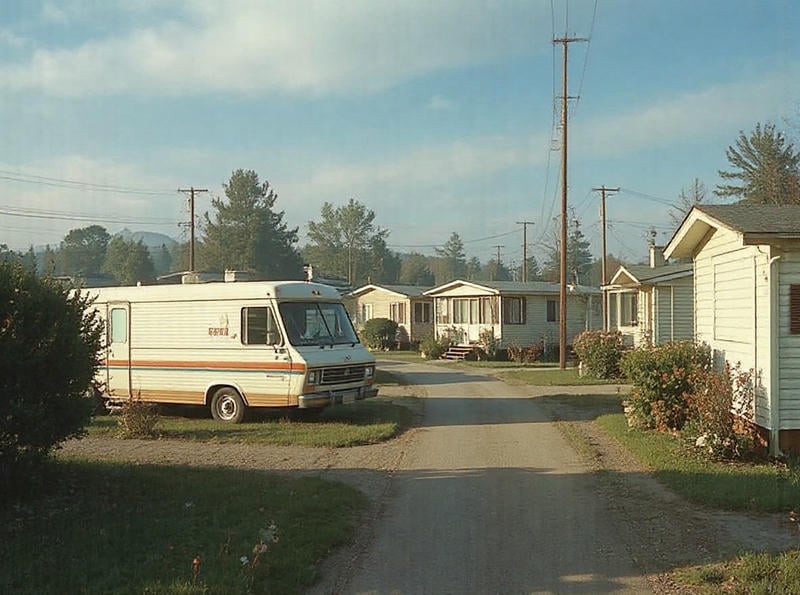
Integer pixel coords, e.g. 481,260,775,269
106,302,132,398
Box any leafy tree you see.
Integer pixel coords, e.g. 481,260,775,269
482,259,512,281
466,256,482,281
669,178,708,229
366,235,401,284
716,122,800,205
399,252,434,286
0,260,104,500
201,169,302,279
433,232,467,284
305,198,389,285
103,237,156,285
58,225,110,275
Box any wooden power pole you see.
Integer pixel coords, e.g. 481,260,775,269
516,220,535,282
592,185,619,331
178,186,208,272
554,34,587,369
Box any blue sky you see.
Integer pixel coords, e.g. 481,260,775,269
1,0,798,269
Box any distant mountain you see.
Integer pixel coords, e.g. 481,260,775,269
116,229,178,251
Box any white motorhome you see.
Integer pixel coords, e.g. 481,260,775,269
84,280,378,422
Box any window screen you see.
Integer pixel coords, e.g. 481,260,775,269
110,308,128,344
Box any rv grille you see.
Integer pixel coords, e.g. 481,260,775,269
320,365,366,385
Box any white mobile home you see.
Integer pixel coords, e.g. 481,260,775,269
424,280,600,348
85,280,378,422
605,245,693,346
349,284,433,347
665,204,800,454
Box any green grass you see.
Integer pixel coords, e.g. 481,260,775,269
89,398,416,447
597,413,800,512
674,550,800,594
0,459,365,594
374,350,424,362
497,368,627,386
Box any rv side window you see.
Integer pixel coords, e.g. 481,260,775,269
241,307,281,346
110,308,128,344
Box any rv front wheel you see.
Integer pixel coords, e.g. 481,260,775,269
210,387,246,423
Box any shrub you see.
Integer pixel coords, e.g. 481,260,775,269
419,333,452,360
683,363,763,459
620,341,711,431
573,330,625,379
477,327,498,361
0,261,104,500
360,318,399,350
117,395,160,439
507,342,543,364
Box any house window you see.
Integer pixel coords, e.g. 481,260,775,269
390,302,406,324
546,299,559,322
241,307,281,345
359,303,373,324
413,302,432,323
791,285,800,335
502,297,526,325
620,292,638,326
436,299,449,324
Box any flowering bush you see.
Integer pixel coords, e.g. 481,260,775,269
573,330,625,379
620,341,711,431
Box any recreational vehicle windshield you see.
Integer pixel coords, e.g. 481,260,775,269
84,280,378,422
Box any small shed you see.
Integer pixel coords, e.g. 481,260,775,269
348,284,434,346
423,279,600,349
605,245,693,346
665,204,800,454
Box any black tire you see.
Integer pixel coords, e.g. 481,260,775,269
210,387,247,423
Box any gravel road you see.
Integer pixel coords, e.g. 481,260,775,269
62,359,800,594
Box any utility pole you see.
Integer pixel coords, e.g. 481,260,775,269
178,187,208,272
554,34,587,369
516,220,535,282
592,185,619,331
492,245,504,281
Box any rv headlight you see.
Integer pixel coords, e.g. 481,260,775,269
307,371,317,385
364,366,374,379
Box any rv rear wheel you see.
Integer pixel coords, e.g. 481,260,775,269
210,387,246,423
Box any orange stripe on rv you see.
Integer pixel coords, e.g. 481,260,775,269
105,359,306,372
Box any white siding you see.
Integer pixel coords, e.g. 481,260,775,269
778,252,800,428
671,277,694,341
694,229,771,427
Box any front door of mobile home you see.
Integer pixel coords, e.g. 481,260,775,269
106,302,132,398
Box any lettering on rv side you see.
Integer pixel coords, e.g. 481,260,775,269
208,314,230,337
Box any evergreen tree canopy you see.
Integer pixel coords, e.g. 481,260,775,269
716,122,800,205
58,225,110,275
201,169,302,279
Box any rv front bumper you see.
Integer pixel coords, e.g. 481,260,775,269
298,386,379,408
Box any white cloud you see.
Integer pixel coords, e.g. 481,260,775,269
429,94,456,111
0,28,27,49
0,0,548,97
41,2,69,24
574,66,800,158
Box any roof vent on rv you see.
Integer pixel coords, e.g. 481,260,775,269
224,270,252,282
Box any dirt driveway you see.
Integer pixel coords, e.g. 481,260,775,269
62,360,800,593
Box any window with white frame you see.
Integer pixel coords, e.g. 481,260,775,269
619,292,638,326
502,296,526,324
413,301,432,323
389,302,406,324
546,299,559,322
359,303,373,325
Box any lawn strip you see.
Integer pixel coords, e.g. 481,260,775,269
88,399,416,447
498,368,626,386
597,413,800,512
0,459,365,594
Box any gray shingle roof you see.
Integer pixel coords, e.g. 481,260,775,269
427,280,600,295
619,263,693,284
698,204,800,235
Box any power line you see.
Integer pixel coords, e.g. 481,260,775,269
0,204,176,225
0,169,175,197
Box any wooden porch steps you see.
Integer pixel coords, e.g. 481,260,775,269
441,344,479,360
